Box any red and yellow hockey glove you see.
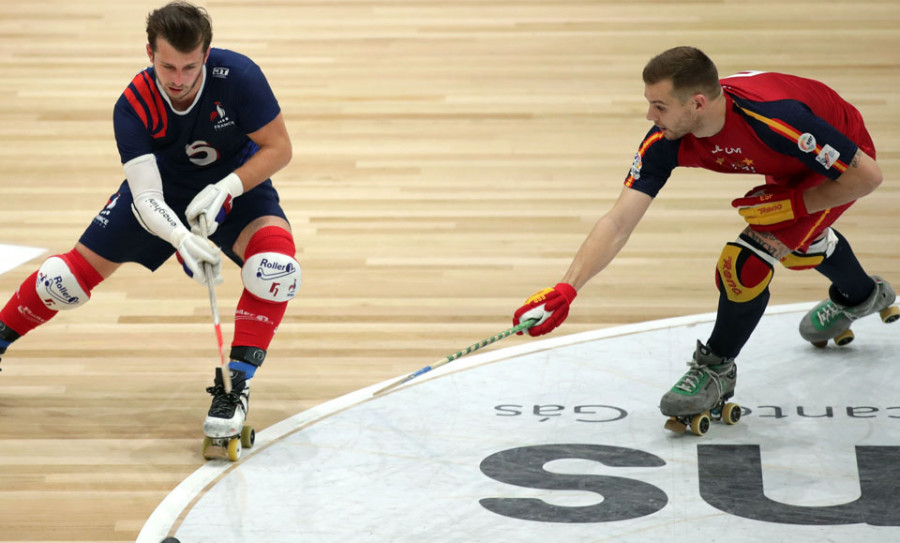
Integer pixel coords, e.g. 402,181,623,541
513,282,577,337
731,184,808,231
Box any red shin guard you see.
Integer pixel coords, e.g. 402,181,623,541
0,249,103,336
232,226,297,351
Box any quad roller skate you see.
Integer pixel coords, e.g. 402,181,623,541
661,341,741,436
202,367,255,462
799,275,899,348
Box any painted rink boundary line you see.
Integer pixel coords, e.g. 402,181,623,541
135,302,820,542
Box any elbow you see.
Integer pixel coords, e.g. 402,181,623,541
867,170,883,194
280,142,293,171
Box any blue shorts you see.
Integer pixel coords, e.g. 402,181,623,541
78,180,288,270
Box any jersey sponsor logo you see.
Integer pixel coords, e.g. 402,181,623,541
798,133,816,153
815,144,840,170
710,145,743,155
186,140,220,166
211,67,230,79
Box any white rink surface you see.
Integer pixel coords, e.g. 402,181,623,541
139,303,900,543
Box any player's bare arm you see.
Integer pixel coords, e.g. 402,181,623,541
185,113,293,238
802,149,882,213
561,186,654,290
233,112,292,193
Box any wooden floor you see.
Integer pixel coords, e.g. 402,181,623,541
0,1,897,540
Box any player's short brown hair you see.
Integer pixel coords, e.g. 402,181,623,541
146,1,213,53
643,46,721,101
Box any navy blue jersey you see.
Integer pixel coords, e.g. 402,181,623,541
625,71,873,198
80,48,287,270
113,48,281,199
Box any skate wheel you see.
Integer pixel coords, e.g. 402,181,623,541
664,417,686,434
201,436,215,459
834,329,854,346
880,305,900,324
689,412,711,436
722,403,741,425
241,425,255,448
226,437,242,462
811,340,828,349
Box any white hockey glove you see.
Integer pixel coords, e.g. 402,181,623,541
185,173,244,237
172,228,223,286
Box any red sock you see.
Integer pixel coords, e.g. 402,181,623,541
232,227,297,351
0,249,104,336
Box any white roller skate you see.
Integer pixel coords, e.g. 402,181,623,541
799,275,899,348
201,367,255,461
661,341,741,436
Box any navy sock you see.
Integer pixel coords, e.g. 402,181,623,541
815,229,874,306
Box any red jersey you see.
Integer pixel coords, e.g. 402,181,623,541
625,71,873,197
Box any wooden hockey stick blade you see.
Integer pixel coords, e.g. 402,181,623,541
372,318,538,396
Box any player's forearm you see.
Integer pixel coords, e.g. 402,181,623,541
803,149,882,213
561,214,633,291
232,142,292,191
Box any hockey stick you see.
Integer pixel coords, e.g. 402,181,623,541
372,318,538,396
198,217,231,394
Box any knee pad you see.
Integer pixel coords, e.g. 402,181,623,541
241,252,301,302
715,240,775,303
36,254,93,310
780,227,839,270
241,226,301,302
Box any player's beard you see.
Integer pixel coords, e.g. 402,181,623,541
161,69,204,106
659,108,700,140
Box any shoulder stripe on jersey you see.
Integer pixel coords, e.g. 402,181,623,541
736,105,848,173
127,72,168,139
123,87,148,128
625,131,665,187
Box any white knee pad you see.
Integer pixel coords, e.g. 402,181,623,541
36,256,90,310
241,252,301,302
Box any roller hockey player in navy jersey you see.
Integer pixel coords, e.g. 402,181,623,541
0,2,299,456
512,46,896,435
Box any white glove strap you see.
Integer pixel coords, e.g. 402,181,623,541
218,172,244,198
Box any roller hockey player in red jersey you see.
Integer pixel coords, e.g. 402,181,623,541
512,46,897,435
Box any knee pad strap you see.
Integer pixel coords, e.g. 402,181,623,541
716,242,774,303
780,228,838,270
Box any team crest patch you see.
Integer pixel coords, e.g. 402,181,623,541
630,152,642,180
210,101,236,131
815,144,840,170
797,132,816,153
